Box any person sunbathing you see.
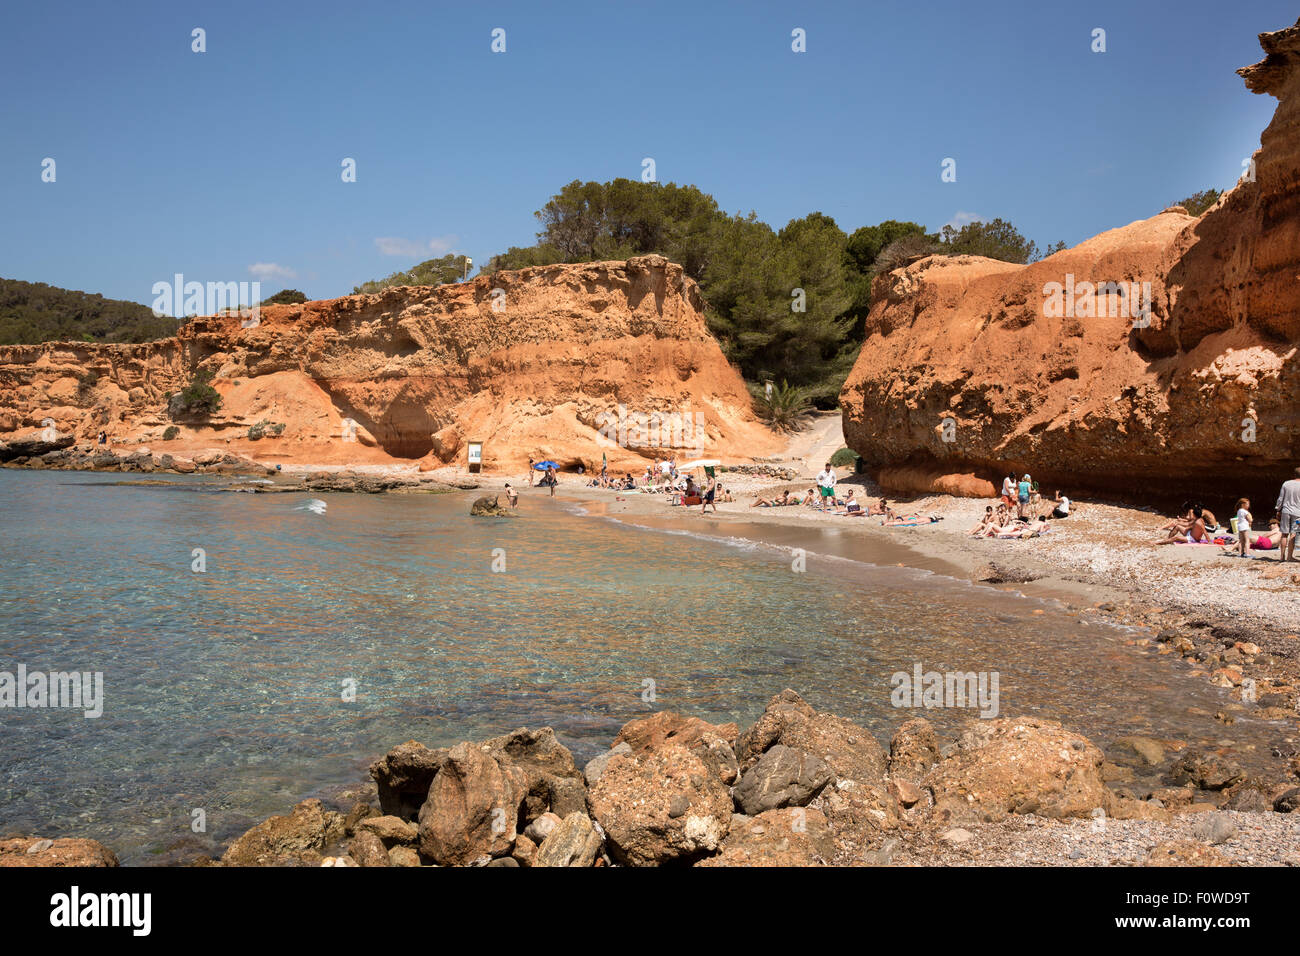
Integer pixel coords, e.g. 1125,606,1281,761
752,490,792,508
987,522,1027,537
1222,519,1282,554
969,506,996,535
884,512,941,526
843,492,864,515
987,519,1050,538
801,487,819,507
1160,517,1213,544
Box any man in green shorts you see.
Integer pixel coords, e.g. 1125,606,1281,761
816,463,837,512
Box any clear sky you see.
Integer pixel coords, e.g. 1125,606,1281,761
1,0,1293,309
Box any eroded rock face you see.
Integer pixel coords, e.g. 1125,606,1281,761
735,689,887,787
614,711,740,786
0,837,119,867
922,717,1110,823
586,744,731,866
0,256,778,472
888,717,941,780
696,808,834,867
477,727,586,823
733,744,832,814
219,798,345,867
533,813,603,868
841,18,1300,506
369,740,448,820
417,742,528,865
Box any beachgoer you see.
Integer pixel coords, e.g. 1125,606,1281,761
527,458,535,487
504,483,518,508
1275,467,1300,561
816,463,837,512
1017,474,1032,519
843,491,862,515
701,476,717,514
1233,497,1253,557
1051,491,1071,519
546,465,557,497
969,506,995,535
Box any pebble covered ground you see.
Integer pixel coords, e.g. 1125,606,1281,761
884,810,1300,867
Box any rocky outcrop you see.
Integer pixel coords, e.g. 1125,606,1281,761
218,798,345,866
22,693,1289,867
735,689,887,786
0,256,778,473
922,717,1111,823
0,837,119,867
369,740,448,819
469,494,513,516
416,742,528,865
841,18,1300,506
613,711,740,785
586,744,732,866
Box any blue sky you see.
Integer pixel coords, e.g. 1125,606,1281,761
1,0,1292,309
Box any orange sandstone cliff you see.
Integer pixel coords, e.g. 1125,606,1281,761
841,18,1300,506
0,255,779,472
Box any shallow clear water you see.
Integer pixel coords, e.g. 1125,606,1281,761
0,470,1276,862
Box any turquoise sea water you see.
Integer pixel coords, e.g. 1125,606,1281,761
0,470,1274,863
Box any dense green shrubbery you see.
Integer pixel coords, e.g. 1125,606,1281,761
750,379,811,432
829,447,860,467
261,289,308,305
247,419,286,440
373,179,1066,406
1173,188,1221,217
162,425,179,441
168,369,222,418
0,278,178,345
352,255,470,294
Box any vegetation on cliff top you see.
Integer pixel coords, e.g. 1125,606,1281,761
0,278,178,345
473,179,1065,406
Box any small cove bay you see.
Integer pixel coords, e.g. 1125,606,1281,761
0,470,1275,863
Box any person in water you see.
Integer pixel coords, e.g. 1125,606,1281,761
545,466,558,497
504,483,518,508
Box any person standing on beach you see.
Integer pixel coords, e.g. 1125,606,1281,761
527,458,535,487
701,475,717,515
546,465,558,497
1274,468,1300,561
816,462,837,512
1017,474,1032,519
1234,497,1252,556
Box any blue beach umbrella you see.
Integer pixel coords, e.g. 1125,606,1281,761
532,460,559,470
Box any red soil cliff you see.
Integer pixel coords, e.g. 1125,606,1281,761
0,255,779,472
841,18,1300,507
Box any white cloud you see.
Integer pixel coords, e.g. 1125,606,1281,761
374,236,458,257
942,211,985,232
248,262,297,280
